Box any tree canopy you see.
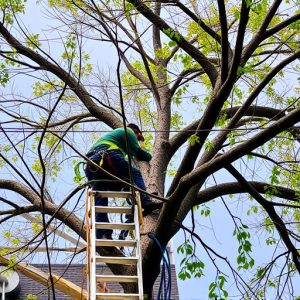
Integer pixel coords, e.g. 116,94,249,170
0,0,300,299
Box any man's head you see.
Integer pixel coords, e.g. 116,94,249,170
127,123,145,142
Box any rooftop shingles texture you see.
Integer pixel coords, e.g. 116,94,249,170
17,264,179,300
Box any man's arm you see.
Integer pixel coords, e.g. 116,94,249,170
127,129,152,162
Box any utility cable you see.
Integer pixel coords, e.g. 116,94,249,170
148,233,172,300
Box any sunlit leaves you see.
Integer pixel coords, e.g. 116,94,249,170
48,0,80,16
187,134,200,146
25,34,42,49
173,84,189,105
32,80,57,97
170,112,184,130
186,8,220,56
30,133,62,180
31,222,43,234
264,217,275,233
26,294,38,300
265,237,277,246
0,0,299,298
166,160,177,177
216,113,228,127
154,43,171,60
0,0,27,24
4,231,11,239
247,205,260,216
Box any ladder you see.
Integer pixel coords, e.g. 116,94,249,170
86,189,144,300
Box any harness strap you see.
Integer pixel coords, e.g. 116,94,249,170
74,161,86,182
90,150,117,176
99,140,126,156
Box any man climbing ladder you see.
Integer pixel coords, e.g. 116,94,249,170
84,123,162,239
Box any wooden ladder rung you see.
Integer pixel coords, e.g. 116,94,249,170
96,293,139,299
96,239,136,247
96,275,138,283
95,206,132,214
95,256,138,265
93,191,132,198
95,222,135,230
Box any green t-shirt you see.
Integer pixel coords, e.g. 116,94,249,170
91,128,152,162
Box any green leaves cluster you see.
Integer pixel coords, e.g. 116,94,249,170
0,63,9,87
270,166,281,185
208,273,228,299
187,134,200,146
162,28,181,43
3,230,20,247
233,225,255,270
0,0,27,24
177,241,205,280
25,34,41,49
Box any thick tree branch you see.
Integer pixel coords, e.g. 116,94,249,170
171,0,222,44
168,50,298,194
242,0,283,61
167,1,254,194
0,23,122,128
0,179,85,239
152,1,162,51
197,50,300,162
127,0,218,86
194,181,300,206
168,105,286,164
243,9,299,63
170,108,300,201
259,0,283,33
263,13,300,41
217,0,230,82
0,205,38,223
226,0,250,82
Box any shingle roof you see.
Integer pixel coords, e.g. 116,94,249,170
17,264,179,300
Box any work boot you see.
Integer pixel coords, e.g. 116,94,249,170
143,201,163,216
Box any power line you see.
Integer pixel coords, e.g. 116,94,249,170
0,127,267,133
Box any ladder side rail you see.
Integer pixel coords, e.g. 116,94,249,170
134,202,144,300
90,191,97,300
86,189,91,300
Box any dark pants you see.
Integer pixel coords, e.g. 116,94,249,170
85,145,150,238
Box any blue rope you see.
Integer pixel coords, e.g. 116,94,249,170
148,233,172,300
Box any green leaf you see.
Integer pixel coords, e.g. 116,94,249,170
187,134,200,146
25,34,42,49
168,40,176,47
4,231,11,239
12,237,20,245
